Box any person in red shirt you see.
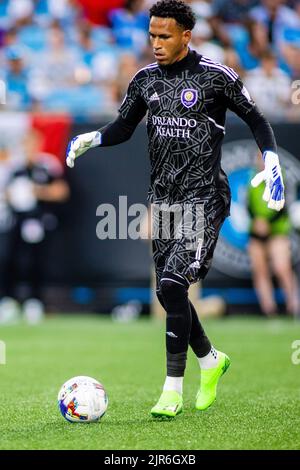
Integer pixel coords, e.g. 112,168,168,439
75,0,125,26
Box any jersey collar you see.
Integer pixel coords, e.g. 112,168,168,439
159,49,200,74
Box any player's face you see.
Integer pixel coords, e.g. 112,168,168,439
149,17,191,66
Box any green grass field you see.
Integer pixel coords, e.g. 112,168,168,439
0,315,299,450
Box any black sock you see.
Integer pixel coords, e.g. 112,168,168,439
160,272,191,376
156,284,211,359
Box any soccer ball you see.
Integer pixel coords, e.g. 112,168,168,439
58,376,108,423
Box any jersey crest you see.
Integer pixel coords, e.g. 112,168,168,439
181,89,198,108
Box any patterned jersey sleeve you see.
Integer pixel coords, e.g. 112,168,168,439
223,74,256,119
223,71,277,153
118,74,148,126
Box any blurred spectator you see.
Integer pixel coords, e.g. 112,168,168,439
247,152,299,317
115,52,139,102
281,41,300,77
191,19,225,62
34,0,78,27
2,25,18,47
2,130,69,321
250,0,300,48
28,21,79,104
244,49,291,119
188,0,214,21
26,19,118,115
0,143,14,234
7,0,34,27
91,45,121,85
234,19,269,70
109,0,149,56
224,46,245,77
89,38,123,114
76,22,98,67
213,0,258,23
0,142,18,324
9,2,48,52
75,0,125,26
211,0,259,47
1,45,32,110
37,21,79,88
0,26,19,68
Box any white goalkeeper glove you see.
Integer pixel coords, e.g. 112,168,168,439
251,150,285,211
66,131,101,168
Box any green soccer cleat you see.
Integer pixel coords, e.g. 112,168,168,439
151,390,183,418
196,351,231,411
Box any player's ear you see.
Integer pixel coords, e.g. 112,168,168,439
182,29,191,47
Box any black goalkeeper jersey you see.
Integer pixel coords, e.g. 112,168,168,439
100,49,276,204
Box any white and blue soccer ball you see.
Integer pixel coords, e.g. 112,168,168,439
58,376,108,423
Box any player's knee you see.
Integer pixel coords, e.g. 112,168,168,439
160,280,180,300
160,273,188,303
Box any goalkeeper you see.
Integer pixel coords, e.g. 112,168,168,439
66,0,285,418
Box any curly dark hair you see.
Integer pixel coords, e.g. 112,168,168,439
149,0,196,30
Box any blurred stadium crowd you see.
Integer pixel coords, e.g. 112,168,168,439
0,0,300,120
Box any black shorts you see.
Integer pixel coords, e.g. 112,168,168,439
152,194,229,287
